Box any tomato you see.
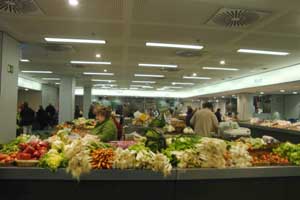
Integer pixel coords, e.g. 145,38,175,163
23,146,35,154
17,153,31,160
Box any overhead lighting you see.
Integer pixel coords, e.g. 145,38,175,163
260,92,264,95
203,67,239,71
172,82,194,86
237,49,289,56
20,59,30,62
280,89,285,93
220,60,226,65
21,70,53,74
146,42,203,50
83,72,114,76
55,83,60,85
165,86,183,89
192,73,197,77
45,38,106,44
120,88,128,90
71,61,111,65
138,63,178,68
293,91,298,95
183,76,211,80
42,78,60,81
134,74,165,78
130,85,154,89
96,54,101,58
24,88,29,91
69,0,79,6
91,79,116,83
94,84,117,87
104,69,107,72
130,88,139,90
132,80,156,84
221,96,225,98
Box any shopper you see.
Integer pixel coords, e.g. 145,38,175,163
74,105,81,119
46,103,56,127
36,105,48,130
111,114,123,140
215,108,222,123
190,102,219,137
185,106,194,127
91,106,117,142
20,102,35,134
88,105,96,119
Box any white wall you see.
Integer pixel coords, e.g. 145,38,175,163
18,89,42,111
42,84,59,109
0,33,19,143
284,95,300,119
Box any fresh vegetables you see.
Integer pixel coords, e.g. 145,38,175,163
17,140,49,160
0,153,16,164
227,142,252,167
251,152,289,166
183,127,194,134
91,148,115,169
273,142,300,165
145,129,166,152
163,125,175,133
0,134,30,154
39,149,67,171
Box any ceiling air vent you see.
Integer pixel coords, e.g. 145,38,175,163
0,0,43,15
44,44,74,52
207,8,268,27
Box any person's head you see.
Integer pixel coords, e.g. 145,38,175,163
203,102,214,111
39,105,43,110
187,106,193,113
23,102,28,108
217,108,221,113
95,106,112,123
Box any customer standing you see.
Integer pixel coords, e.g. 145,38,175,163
215,108,222,123
88,104,96,119
74,105,81,119
190,102,219,137
46,103,56,127
185,106,194,127
20,102,35,134
36,105,48,130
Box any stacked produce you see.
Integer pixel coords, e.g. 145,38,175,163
91,148,115,169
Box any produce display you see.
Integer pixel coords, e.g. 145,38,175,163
2,128,300,180
250,118,300,131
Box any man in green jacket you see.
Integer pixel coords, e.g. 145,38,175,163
91,106,117,142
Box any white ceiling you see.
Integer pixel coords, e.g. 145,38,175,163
2,0,300,96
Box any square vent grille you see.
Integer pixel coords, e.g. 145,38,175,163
0,0,43,15
207,8,269,28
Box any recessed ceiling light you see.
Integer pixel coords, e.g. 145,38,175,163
138,63,178,68
94,84,117,87
55,83,60,85
71,61,111,65
220,60,226,65
83,72,114,76
165,86,183,89
146,42,203,50
293,91,298,95
96,54,101,58
237,49,289,56
203,67,239,71
104,69,107,72
192,73,197,77
172,82,194,86
134,74,165,78
221,96,225,98
24,88,29,91
280,89,285,93
132,80,156,84
20,59,30,62
183,76,211,80
21,70,53,74
260,92,264,95
42,78,60,81
91,79,116,82
69,0,79,6
45,38,106,44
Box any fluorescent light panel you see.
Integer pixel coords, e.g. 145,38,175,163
172,82,194,85
203,67,239,71
83,72,114,76
20,59,30,62
91,79,116,82
132,80,156,84
183,76,211,80
45,37,106,44
146,42,203,50
22,70,53,74
134,74,165,78
237,49,289,56
71,61,111,65
138,63,177,68
42,78,60,81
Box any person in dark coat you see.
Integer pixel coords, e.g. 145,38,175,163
88,105,96,119
185,106,194,127
36,105,48,130
215,108,222,123
20,102,35,134
74,105,81,119
46,103,56,127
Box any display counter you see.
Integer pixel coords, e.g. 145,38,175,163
1,167,300,200
239,122,300,143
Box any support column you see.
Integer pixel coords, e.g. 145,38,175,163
59,77,75,123
83,86,92,118
0,33,20,143
237,94,255,121
42,84,59,109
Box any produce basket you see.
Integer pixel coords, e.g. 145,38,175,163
0,161,14,167
15,160,39,167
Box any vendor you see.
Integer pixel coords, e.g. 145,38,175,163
91,106,117,142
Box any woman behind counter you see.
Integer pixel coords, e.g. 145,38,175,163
91,106,117,142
